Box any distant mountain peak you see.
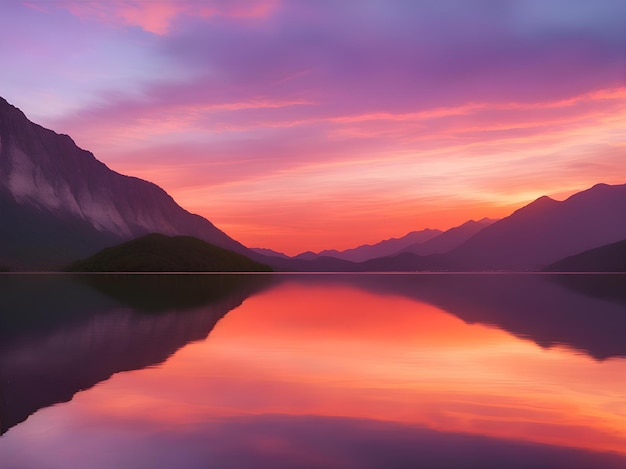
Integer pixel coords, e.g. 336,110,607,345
446,182,626,270
566,181,625,203
250,247,290,259
312,228,443,263
401,217,496,256
508,195,559,217
534,195,557,204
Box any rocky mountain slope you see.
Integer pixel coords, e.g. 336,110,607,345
0,97,248,269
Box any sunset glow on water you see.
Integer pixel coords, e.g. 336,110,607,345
2,2,626,468
1,274,625,468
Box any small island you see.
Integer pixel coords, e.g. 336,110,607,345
65,233,273,272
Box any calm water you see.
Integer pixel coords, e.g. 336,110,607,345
1,273,626,469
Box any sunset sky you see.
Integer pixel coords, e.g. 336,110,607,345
2,0,626,254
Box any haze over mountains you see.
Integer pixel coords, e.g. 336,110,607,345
1,96,625,272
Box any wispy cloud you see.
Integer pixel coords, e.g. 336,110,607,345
5,0,626,252
55,0,280,34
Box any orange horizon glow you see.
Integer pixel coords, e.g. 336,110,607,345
53,84,626,255
5,2,626,254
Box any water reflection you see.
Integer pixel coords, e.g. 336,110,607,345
0,274,272,434
327,273,626,360
1,273,626,468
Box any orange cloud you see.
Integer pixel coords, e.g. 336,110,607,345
49,84,626,254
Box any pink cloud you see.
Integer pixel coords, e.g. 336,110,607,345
11,0,626,253
58,0,280,34
44,82,626,254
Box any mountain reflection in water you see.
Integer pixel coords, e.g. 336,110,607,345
1,273,625,469
0,274,272,434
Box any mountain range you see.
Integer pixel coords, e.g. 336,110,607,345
401,218,496,256
441,185,626,271
312,228,442,262
1,96,625,272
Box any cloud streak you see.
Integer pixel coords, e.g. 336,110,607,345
4,0,626,252
56,0,280,34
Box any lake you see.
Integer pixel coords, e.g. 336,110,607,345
1,273,626,468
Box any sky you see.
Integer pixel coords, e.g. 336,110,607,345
1,0,626,254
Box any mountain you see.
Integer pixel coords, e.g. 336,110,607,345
65,233,272,272
243,183,626,273
312,228,442,262
543,238,626,272
402,218,496,255
354,252,442,272
294,250,321,261
0,97,249,269
260,254,359,272
250,247,290,259
442,183,626,270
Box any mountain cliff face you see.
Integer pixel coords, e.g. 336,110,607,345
0,97,247,269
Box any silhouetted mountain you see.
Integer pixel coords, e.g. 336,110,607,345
0,274,275,434
403,218,495,255
0,97,249,270
314,229,442,262
262,254,359,272
294,250,320,260
264,184,626,272
543,239,626,272
443,183,626,270
354,252,444,271
251,247,290,259
65,233,272,272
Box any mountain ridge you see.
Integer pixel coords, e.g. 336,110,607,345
296,228,443,263
402,218,495,256
543,238,626,272
0,97,250,269
440,183,626,271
